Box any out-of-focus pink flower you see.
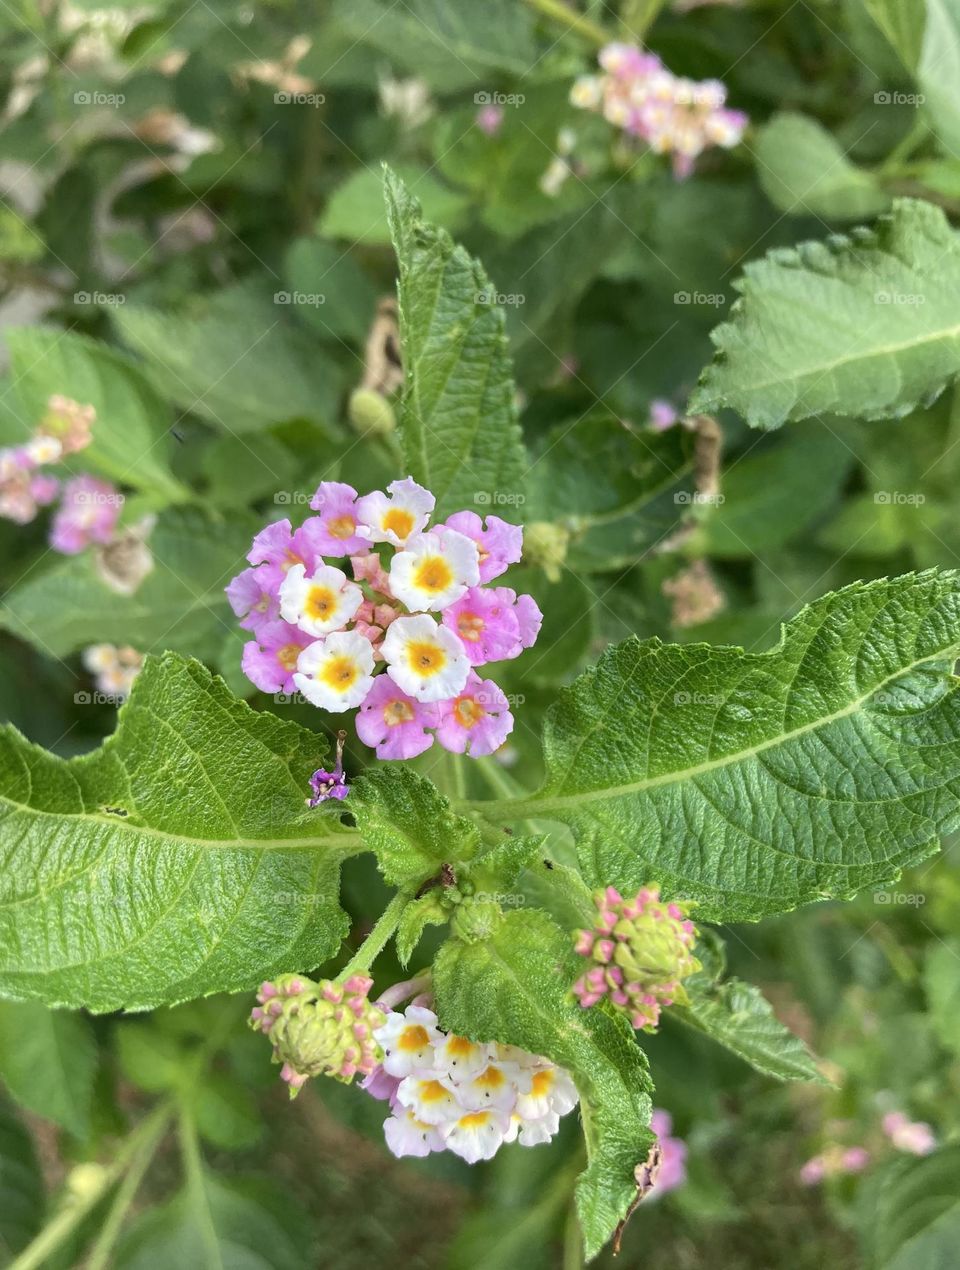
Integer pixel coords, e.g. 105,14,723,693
49,476,122,554
650,1109,688,1193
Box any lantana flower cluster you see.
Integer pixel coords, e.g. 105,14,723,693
365,1002,579,1163
82,643,143,700
0,395,124,553
571,43,747,179
227,477,542,759
573,885,700,1031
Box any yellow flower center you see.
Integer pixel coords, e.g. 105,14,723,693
382,507,415,540
384,699,415,726
328,514,356,540
319,655,360,690
458,1111,491,1129
407,641,447,677
531,1069,554,1097
276,643,301,671
456,611,484,642
413,556,454,595
446,1035,475,1057
282,549,304,571
474,1066,506,1090
418,1080,449,1103
454,695,486,728
305,585,338,622
398,1024,430,1051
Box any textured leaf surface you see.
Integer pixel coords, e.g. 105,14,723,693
487,570,960,921
865,1147,960,1268
385,168,528,520
755,113,890,221
434,909,654,1260
691,199,960,428
0,1001,97,1136
0,1097,44,1264
0,654,352,1011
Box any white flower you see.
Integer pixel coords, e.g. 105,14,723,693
396,1073,461,1125
441,1108,512,1163
23,435,62,465
279,562,363,636
514,1065,579,1120
374,1005,443,1078
389,528,480,612
457,1061,524,1112
384,1109,445,1158
432,1033,491,1078
381,614,470,703
82,643,118,674
293,631,375,711
515,1111,561,1147
356,477,435,547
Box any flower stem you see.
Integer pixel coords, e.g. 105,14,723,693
521,0,608,45
85,1106,170,1270
340,888,411,979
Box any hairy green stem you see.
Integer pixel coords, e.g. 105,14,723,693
9,1102,174,1270
521,0,608,45
340,888,411,978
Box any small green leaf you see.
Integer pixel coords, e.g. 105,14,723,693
395,893,449,967
384,167,529,519
350,767,480,888
490,569,960,922
755,113,890,221
691,199,960,428
0,1002,96,1137
0,653,353,1011
434,908,654,1260
923,938,960,1056
0,1096,45,1263
863,1146,960,1268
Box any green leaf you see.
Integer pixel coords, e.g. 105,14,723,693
434,908,654,1260
320,165,469,246
675,966,826,1084
864,1147,960,1268
864,0,924,69
487,569,960,922
350,767,480,888
283,237,378,343
691,199,960,428
192,1073,261,1150
754,113,890,221
923,938,960,1056
0,1096,45,1265
114,284,344,434
0,1002,96,1136
330,0,537,91
919,0,960,156
6,328,185,502
384,167,529,520
115,1173,313,1270
0,506,256,664
395,892,449,967
0,653,353,1011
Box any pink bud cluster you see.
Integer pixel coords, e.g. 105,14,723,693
573,885,699,1031
0,396,124,553
227,477,542,759
251,973,383,1095
571,42,747,179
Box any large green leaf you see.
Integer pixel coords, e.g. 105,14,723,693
862,1147,960,1268
864,0,924,69
0,654,353,1011
919,0,960,157
0,1097,44,1265
754,113,890,221
690,199,960,428
0,506,255,664
481,570,960,922
0,1001,96,1136
434,908,654,1260
385,168,528,520
6,328,185,503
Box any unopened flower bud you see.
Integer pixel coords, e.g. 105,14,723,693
522,521,570,583
348,388,396,437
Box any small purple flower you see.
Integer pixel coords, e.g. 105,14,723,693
442,586,542,665
226,566,279,633
241,620,313,693
29,473,60,506
650,1109,688,1193
49,476,122,555
307,481,367,555
355,675,439,760
443,511,523,582
308,731,349,805
247,517,329,587
648,399,678,432
435,672,513,756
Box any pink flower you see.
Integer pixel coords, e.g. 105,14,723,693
351,552,394,597
443,511,523,582
29,473,60,506
307,481,367,555
476,104,504,135
650,1109,688,1193
247,517,328,587
241,620,313,693
435,672,513,756
882,1112,936,1156
648,399,678,431
226,566,279,633
442,586,542,665
356,675,439,759
49,476,122,555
